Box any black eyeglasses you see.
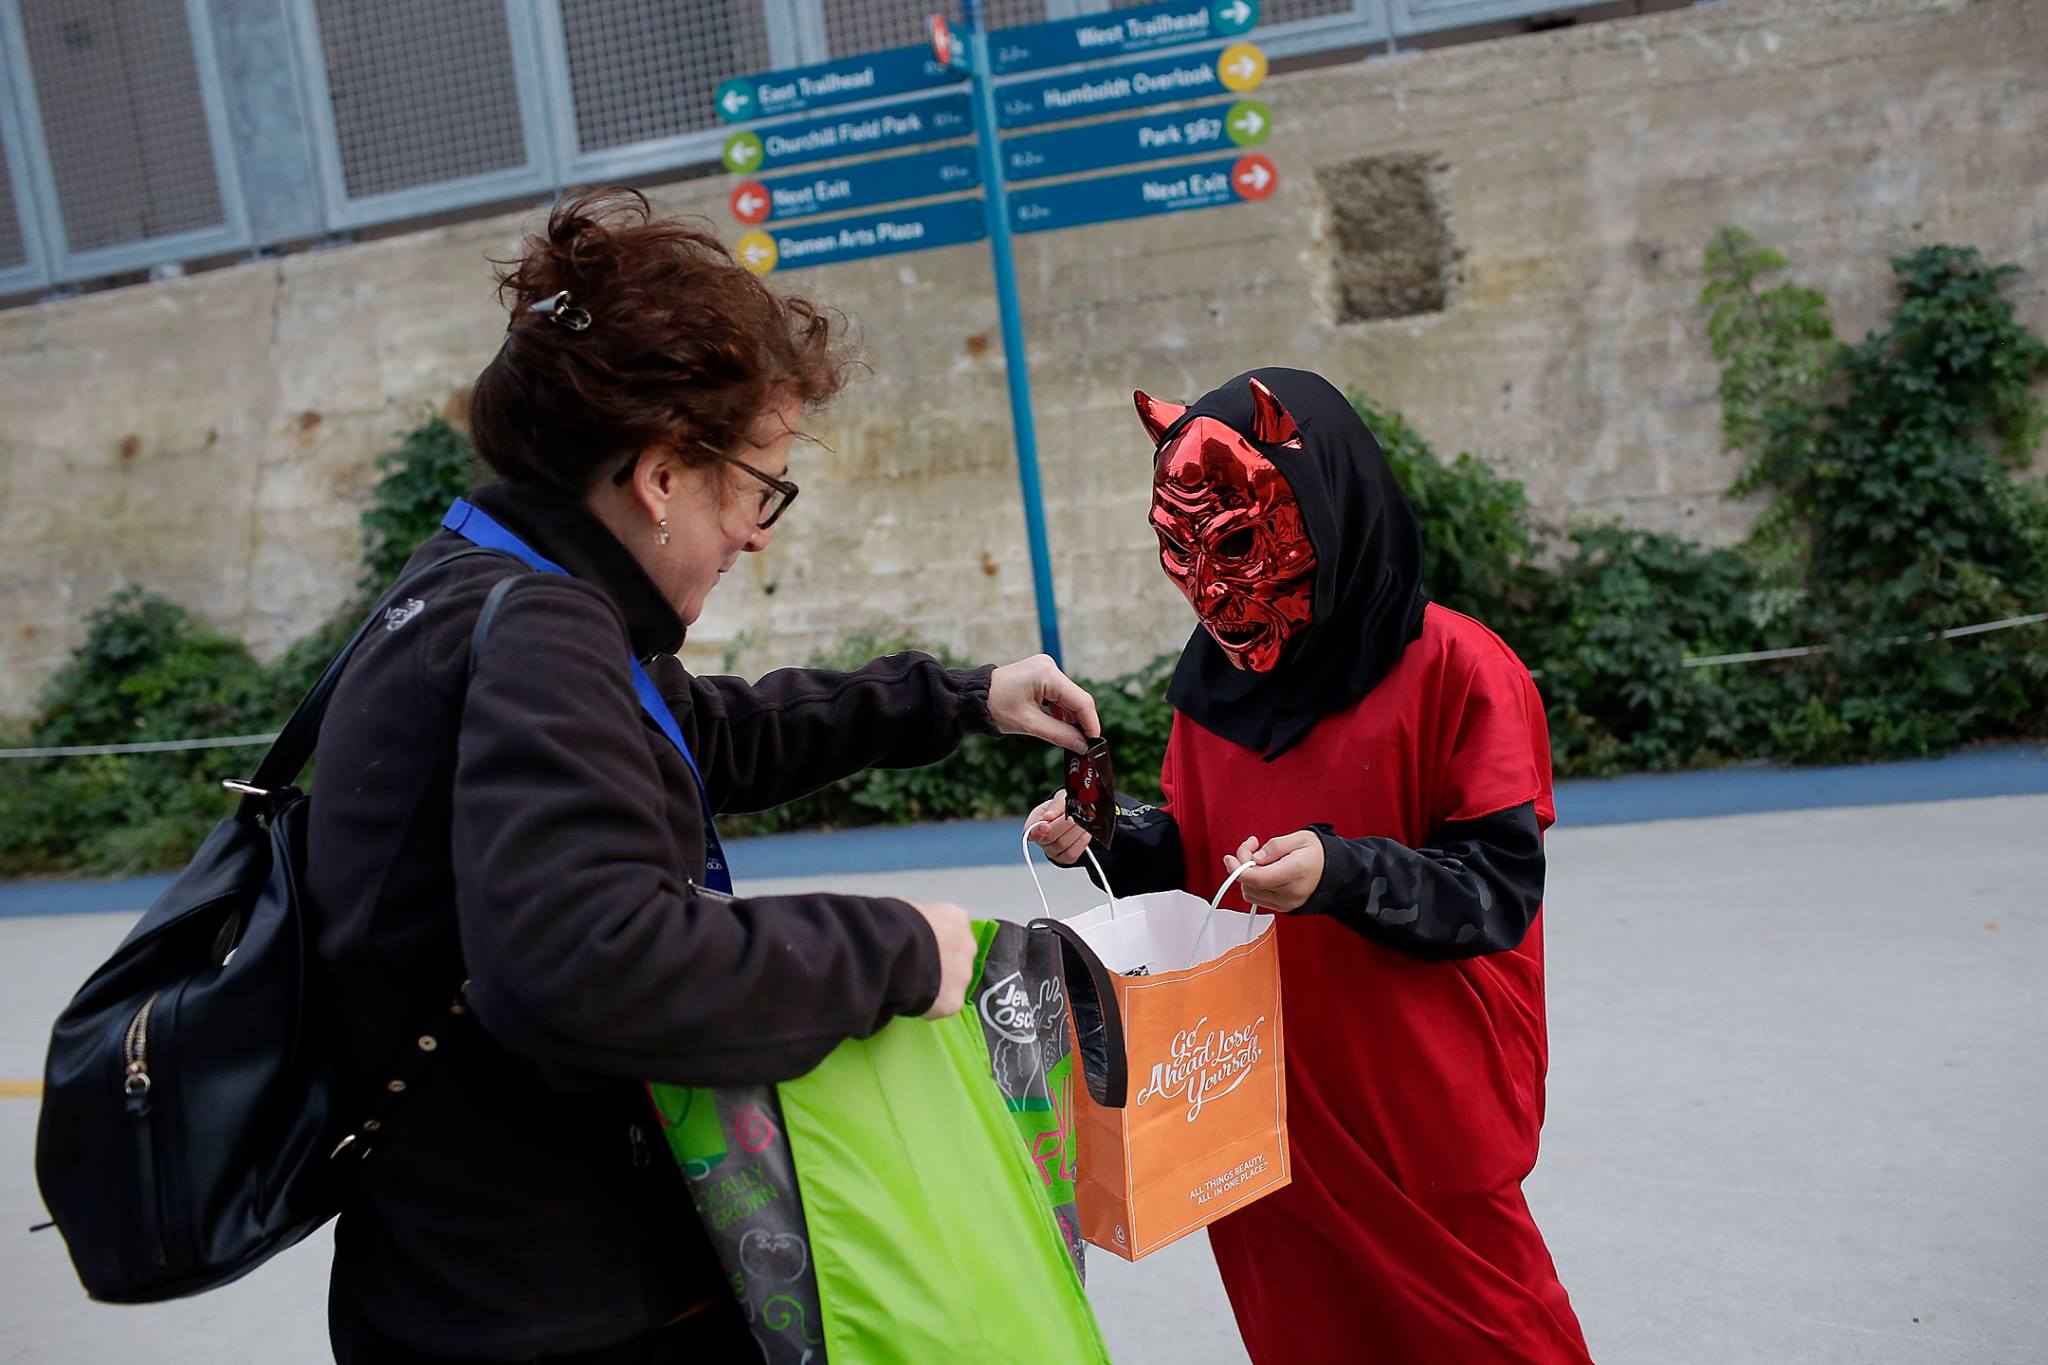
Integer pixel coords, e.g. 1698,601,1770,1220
725,456,800,529
611,450,800,529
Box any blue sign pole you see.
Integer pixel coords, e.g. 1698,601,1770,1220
961,0,1064,667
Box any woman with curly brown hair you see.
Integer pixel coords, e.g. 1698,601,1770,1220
307,189,1099,1364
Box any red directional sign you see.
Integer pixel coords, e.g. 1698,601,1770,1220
930,14,961,69
1232,152,1277,201
729,181,772,225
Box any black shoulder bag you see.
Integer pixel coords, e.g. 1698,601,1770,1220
33,549,521,1302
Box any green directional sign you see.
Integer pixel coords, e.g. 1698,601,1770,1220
1225,98,1270,146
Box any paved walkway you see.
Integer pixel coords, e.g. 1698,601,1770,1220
2,775,2044,1362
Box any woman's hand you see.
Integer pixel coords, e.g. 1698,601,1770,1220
1027,792,1092,868
903,899,978,1019
1223,831,1326,914
988,655,1101,754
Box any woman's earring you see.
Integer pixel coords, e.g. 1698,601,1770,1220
657,518,670,546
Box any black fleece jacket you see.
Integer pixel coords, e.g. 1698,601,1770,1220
307,480,995,1358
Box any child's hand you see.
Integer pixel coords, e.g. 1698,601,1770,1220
1027,792,1092,867
1224,831,1325,913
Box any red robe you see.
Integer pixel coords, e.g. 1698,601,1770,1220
1164,605,1591,1363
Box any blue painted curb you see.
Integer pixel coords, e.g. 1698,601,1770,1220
3,746,2041,918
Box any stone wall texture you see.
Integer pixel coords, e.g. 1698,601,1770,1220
2,0,2043,720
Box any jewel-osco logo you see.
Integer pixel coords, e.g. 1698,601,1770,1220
1134,1013,1267,1122
979,970,1038,1042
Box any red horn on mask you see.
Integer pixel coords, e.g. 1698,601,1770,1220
1134,390,1188,445
1249,377,1301,447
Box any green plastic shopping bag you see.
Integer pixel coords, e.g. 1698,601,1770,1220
649,921,1109,1363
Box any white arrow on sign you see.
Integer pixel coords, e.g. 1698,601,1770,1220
1227,54,1259,80
721,89,750,116
1237,162,1272,193
730,143,760,168
1220,0,1253,25
737,192,767,216
742,242,774,267
1232,108,1266,137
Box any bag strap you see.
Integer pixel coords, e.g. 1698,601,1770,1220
1030,916,1129,1108
229,546,521,821
329,559,531,1165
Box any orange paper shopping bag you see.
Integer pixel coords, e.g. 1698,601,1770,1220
1025,834,1290,1261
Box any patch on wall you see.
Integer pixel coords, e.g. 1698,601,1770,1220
1316,154,1460,324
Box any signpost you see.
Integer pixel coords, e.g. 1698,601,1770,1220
732,198,986,277
994,44,1265,130
729,146,979,225
714,45,956,124
1012,152,1276,233
720,94,973,175
989,0,1259,75
1002,98,1268,182
710,2,1281,664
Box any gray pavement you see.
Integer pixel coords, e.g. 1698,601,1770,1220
4,796,2045,1363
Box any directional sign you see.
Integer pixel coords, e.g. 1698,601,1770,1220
1010,153,1277,235
991,0,1258,76
730,146,980,226
736,196,987,276
716,44,958,125
997,44,1263,130
1217,41,1266,92
931,13,963,70
720,94,973,175
1002,98,1269,183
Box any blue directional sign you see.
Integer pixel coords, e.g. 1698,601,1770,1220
716,44,958,124
722,94,973,175
739,146,981,225
1010,153,1276,234
735,197,987,276
997,45,1263,130
991,0,1258,76
1002,98,1270,183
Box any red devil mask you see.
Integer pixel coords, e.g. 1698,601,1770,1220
1138,378,1316,673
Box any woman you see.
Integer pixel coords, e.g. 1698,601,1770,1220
1031,369,1590,1363
309,188,1099,1364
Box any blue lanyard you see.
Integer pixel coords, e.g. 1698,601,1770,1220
442,497,732,893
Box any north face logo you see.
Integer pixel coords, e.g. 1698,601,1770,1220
385,598,426,632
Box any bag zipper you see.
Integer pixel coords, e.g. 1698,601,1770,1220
122,990,160,1098
121,991,172,1269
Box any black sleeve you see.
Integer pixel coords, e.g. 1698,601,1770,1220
1301,801,1545,961
1051,792,1186,896
655,653,998,816
451,577,939,1087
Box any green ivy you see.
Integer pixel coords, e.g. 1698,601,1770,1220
0,591,293,874
358,413,483,598
5,233,2044,874
0,417,480,877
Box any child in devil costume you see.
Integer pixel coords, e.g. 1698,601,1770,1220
1030,368,1592,1364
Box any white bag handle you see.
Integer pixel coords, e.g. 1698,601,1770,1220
1023,820,1118,921
1186,856,1266,968
1023,816,1269,970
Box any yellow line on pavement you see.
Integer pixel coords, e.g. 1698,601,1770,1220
0,1080,43,1099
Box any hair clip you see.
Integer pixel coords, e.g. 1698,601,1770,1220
529,290,591,332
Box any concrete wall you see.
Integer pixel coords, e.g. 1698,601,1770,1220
2,0,2043,720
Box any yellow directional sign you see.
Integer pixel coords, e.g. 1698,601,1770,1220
735,230,780,276
1218,41,1266,93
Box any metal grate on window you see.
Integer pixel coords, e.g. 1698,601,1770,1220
1108,0,1356,21
0,132,24,270
558,0,772,154
823,0,1049,58
18,0,225,253
313,0,529,200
